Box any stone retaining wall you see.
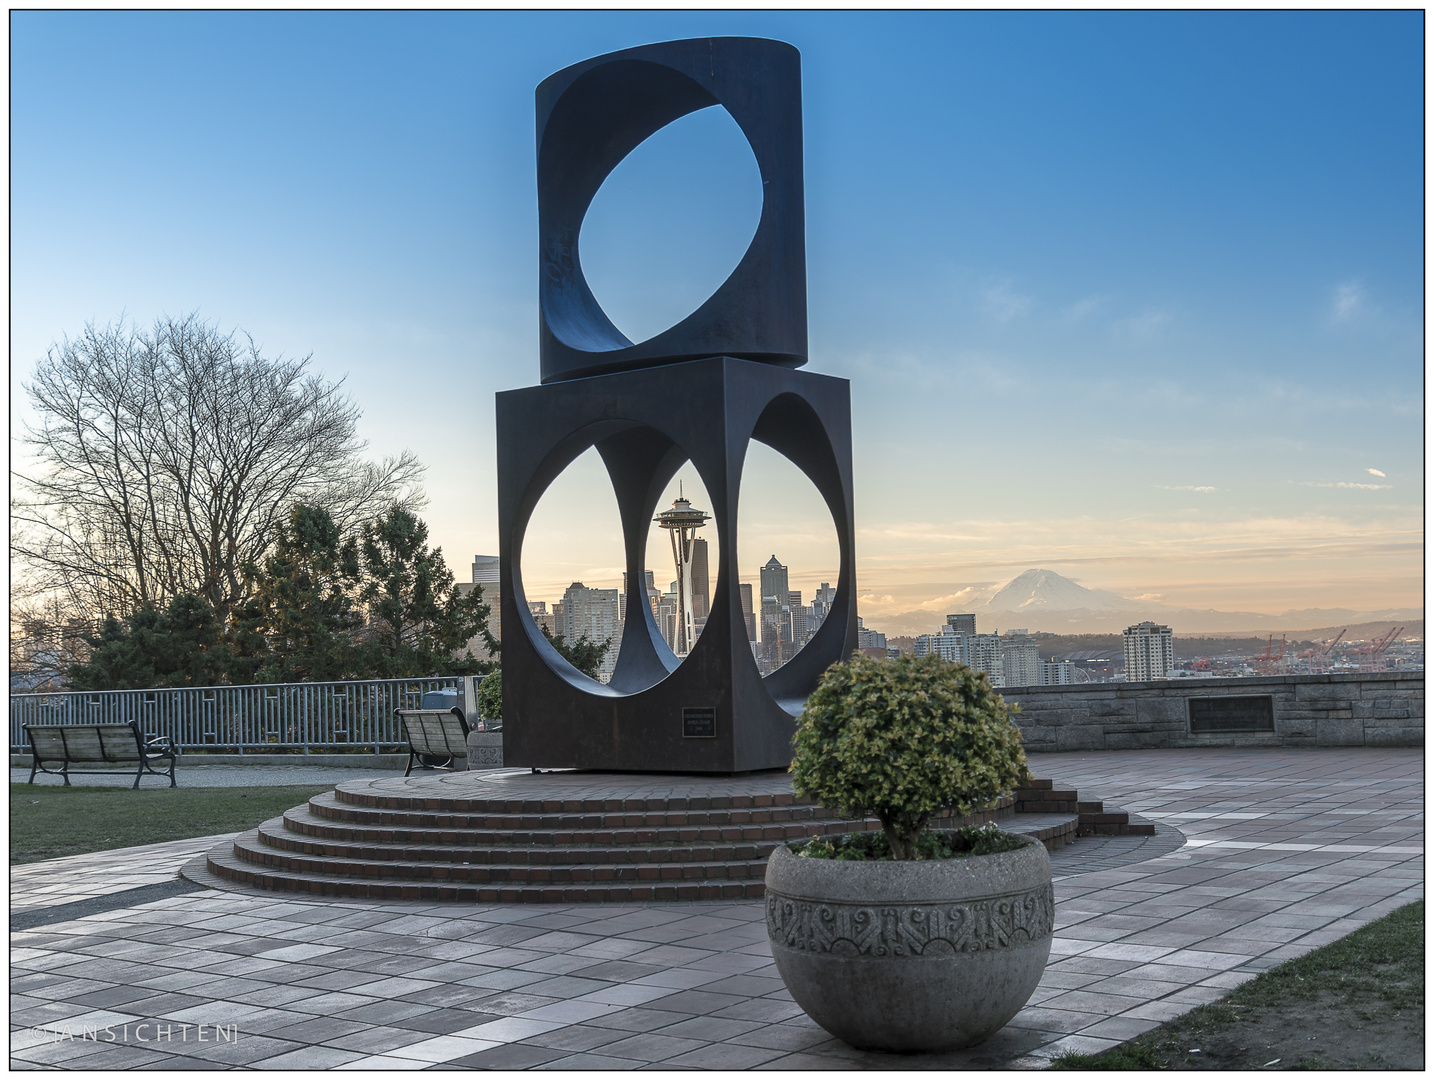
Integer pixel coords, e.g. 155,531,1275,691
1003,672,1423,751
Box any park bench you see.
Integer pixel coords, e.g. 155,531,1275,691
395,707,472,776
24,722,178,788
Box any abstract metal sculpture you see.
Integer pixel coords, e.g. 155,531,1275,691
497,37,859,773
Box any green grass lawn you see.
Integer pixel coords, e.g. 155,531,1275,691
10,783,332,864
1048,900,1424,1070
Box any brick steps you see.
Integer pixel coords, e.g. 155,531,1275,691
266,810,830,865
302,791,871,842
204,773,1136,903
1013,778,1153,836
232,828,774,884
205,843,768,904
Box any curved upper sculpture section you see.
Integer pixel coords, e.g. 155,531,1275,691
537,37,807,383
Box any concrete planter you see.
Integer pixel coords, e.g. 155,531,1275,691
466,731,503,768
765,836,1053,1052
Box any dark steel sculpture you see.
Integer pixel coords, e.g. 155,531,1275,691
536,37,807,383
498,37,858,773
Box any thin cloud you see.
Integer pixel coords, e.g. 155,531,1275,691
1063,294,1107,321
1331,281,1363,322
1113,310,1171,340
1157,484,1217,492
979,281,1032,323
1301,481,1393,490
1367,467,1386,477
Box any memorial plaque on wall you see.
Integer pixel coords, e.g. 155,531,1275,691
682,708,717,739
1188,695,1276,733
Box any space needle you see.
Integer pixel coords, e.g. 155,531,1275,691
655,486,710,656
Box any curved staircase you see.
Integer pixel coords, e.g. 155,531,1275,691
200,769,1150,904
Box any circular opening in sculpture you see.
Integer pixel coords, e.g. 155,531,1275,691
517,446,626,686
578,104,763,346
736,440,843,676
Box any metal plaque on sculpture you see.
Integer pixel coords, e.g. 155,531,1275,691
682,707,717,739
1188,696,1276,733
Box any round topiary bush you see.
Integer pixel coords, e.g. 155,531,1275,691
791,652,1028,860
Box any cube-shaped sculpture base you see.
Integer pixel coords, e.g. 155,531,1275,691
496,357,858,773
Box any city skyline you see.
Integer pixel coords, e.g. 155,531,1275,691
11,12,1422,621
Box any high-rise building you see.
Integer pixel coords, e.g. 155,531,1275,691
946,613,977,636
738,582,756,642
788,590,809,644
559,582,621,682
621,570,658,624
455,555,503,661
527,600,555,638
1001,629,1040,687
856,616,886,651
810,582,836,636
654,591,680,653
760,555,790,607
1124,622,1174,681
690,538,710,621
966,634,1005,687
914,627,969,664
1039,660,1074,685
761,596,791,645
469,554,502,645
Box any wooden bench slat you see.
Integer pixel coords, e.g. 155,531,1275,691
60,728,109,762
28,727,68,762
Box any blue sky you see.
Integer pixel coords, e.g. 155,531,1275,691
11,11,1423,632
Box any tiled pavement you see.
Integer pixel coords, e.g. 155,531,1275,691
10,748,1422,1070
12,838,238,915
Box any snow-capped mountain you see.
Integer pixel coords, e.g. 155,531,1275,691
984,569,1129,613
872,568,1422,637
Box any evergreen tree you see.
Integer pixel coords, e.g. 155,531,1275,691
356,506,497,677
67,593,232,690
236,504,363,683
540,625,612,680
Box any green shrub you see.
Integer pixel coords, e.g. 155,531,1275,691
472,669,502,723
794,822,1028,861
791,653,1028,860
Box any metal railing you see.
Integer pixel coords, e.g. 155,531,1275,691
10,677,470,754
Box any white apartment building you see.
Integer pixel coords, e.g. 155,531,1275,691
1124,621,1174,681
559,582,622,682
1039,660,1074,685
914,630,970,664
1001,629,1040,688
966,634,1005,687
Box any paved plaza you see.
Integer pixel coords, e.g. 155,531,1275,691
10,748,1422,1070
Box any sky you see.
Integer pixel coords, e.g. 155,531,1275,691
10,11,1424,634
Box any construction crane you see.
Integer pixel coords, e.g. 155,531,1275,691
1356,627,1403,672
1297,628,1346,674
1316,628,1346,673
1249,634,1286,676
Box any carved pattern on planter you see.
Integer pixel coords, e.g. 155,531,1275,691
765,883,1054,956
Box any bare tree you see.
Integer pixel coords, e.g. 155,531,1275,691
13,314,426,628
